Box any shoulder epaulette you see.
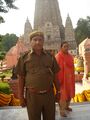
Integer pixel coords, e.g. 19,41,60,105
21,50,30,59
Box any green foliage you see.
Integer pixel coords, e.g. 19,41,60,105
0,82,12,94
0,33,18,52
0,0,18,23
75,16,90,45
0,69,12,78
0,16,5,23
0,51,6,60
0,74,6,81
0,35,3,42
0,70,12,94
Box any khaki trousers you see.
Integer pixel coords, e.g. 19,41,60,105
26,89,55,120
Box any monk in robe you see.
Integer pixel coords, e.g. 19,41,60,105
55,41,75,117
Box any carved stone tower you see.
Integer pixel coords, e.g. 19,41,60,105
65,14,77,55
22,0,77,55
34,0,64,51
24,17,32,48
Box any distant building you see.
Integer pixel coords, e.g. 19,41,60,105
24,17,32,48
5,0,78,68
5,37,28,68
65,14,77,55
22,0,77,55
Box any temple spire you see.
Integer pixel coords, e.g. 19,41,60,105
34,0,65,50
24,17,32,47
65,14,77,55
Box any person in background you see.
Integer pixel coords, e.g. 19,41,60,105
16,30,60,120
11,65,18,80
55,41,75,117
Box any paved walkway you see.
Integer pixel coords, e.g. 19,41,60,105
0,102,90,120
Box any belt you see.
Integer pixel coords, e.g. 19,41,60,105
26,87,51,94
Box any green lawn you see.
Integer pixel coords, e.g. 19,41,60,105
0,82,12,94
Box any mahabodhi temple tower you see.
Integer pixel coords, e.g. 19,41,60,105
24,0,77,55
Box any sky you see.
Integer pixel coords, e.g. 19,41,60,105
0,0,90,37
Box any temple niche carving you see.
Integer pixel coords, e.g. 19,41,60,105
23,0,77,55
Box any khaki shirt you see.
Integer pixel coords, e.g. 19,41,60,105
16,50,60,91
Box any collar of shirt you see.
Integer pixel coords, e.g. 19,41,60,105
30,49,47,55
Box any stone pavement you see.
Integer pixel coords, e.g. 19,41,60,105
0,102,90,120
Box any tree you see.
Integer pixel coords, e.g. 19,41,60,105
75,16,90,45
0,16,5,23
0,51,6,71
0,0,18,23
0,33,18,52
0,35,3,50
0,51,6,60
2,33,18,51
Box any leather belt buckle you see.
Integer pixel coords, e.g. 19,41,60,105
39,90,47,94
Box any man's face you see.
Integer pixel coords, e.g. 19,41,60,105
31,35,44,51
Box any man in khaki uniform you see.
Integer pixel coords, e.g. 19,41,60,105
16,30,60,120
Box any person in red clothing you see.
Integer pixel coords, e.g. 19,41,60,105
55,41,75,117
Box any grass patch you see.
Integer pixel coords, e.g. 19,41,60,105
0,69,12,80
0,82,12,94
